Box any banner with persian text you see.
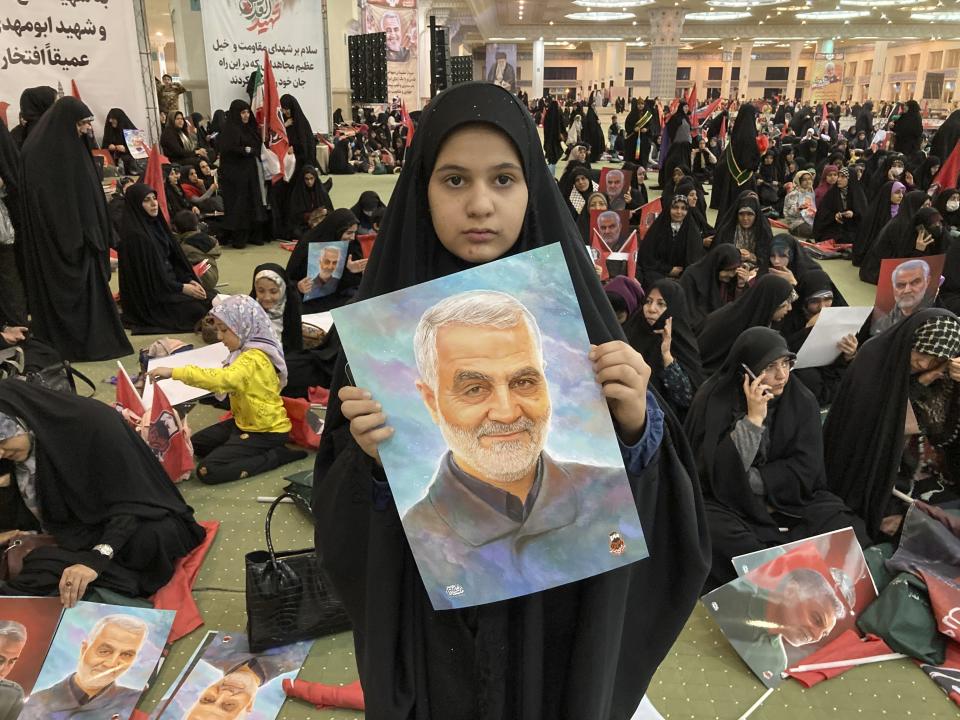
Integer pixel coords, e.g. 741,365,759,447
363,0,418,109
0,0,149,131
201,0,329,133
809,52,844,105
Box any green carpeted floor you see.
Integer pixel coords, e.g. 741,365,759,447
68,162,954,719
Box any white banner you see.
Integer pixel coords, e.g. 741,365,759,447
0,0,149,132
201,0,329,133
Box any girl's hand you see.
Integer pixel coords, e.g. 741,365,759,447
590,341,651,444
339,386,393,465
838,334,858,362
149,367,174,381
743,373,771,426
655,317,674,365
916,227,935,253
346,255,368,273
297,277,314,294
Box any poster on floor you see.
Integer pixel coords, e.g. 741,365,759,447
201,0,330,133
704,531,877,689
154,631,312,720
0,0,150,130
20,602,174,720
809,53,844,105
485,44,518,93
0,597,62,698
364,0,419,110
332,243,648,610
872,254,945,330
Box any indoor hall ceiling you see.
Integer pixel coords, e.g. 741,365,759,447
461,0,960,43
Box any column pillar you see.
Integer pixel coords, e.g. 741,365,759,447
325,0,360,119
605,41,626,87
648,8,684,101
168,0,209,114
590,43,607,90
532,37,545,98
867,40,888,102
912,48,929,101
720,41,734,99
786,40,803,102
738,40,754,101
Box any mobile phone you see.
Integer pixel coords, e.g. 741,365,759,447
741,363,758,381
344,362,356,386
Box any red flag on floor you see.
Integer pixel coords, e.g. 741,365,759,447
786,630,895,688
148,381,194,483
400,100,415,148
70,79,81,100
115,362,145,418
256,51,290,184
933,141,960,189
283,679,365,710
145,144,170,222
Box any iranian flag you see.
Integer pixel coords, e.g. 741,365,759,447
250,52,290,184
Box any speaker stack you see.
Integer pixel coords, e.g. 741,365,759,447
429,18,448,97
449,56,474,86
348,32,388,104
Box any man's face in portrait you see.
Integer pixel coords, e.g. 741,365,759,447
775,575,841,647
76,620,145,692
605,170,624,198
893,265,929,314
598,211,622,247
382,15,403,53
318,247,341,281
0,635,25,680
417,319,552,485
185,668,259,720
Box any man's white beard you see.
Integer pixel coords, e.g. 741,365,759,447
438,408,550,483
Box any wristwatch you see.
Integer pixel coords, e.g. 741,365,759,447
92,544,114,559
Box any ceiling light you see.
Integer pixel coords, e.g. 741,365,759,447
572,0,654,5
556,36,625,40
627,41,649,46
707,0,785,5
795,8,870,16
549,20,555,24
680,36,724,39
488,36,527,41
685,10,753,18
910,9,960,16
565,10,637,19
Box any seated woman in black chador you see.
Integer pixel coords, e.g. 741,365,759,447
0,381,205,605
118,183,211,333
685,327,869,589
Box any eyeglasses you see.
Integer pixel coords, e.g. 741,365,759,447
763,358,796,375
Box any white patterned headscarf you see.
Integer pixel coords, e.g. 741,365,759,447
211,295,288,388
254,268,287,341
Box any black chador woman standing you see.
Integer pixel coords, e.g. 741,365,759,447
311,82,709,720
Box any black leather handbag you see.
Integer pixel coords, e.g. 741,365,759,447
245,492,351,652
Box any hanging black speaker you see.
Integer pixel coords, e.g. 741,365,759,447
449,56,473,86
429,18,448,97
349,32,388,104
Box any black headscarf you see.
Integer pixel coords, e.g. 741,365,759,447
16,86,57,146
286,165,333,230
542,99,566,165
0,380,205,592
711,103,760,211
18,96,131,360
217,99,260,153
934,187,960,230
697,274,793,374
280,94,317,173
558,162,594,217
757,233,820,277
160,111,197,163
118,183,209,332
286,207,360,283
0,112,20,200
622,162,650,211
813,167,868,242
250,262,303,352
859,189,930,284
939,236,960,315
915,155,941,192
684,327,833,525
350,190,387,232
712,191,773,258
328,137,355,174
852,179,899,266
893,100,924,157
637,196,705,287
855,101,874,137
623,278,705,418
679,243,742,333
824,308,958,537
311,82,708,719
582,105,606,162
101,107,136,149
930,109,960,165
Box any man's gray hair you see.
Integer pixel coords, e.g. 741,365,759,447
0,621,26,645
381,11,401,27
598,210,621,227
414,290,544,390
780,568,848,621
88,614,148,643
606,169,623,182
892,258,931,284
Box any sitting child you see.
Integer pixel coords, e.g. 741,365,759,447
149,295,306,484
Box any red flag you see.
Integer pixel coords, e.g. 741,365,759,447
148,382,194,483
70,79,81,100
145,144,170,222
0,101,9,128
115,362,145,418
719,114,728,144
687,84,697,113
620,230,639,280
258,52,290,184
590,227,612,282
283,679,365,710
638,197,662,241
786,630,895,688
400,100,415,148
933,141,960,189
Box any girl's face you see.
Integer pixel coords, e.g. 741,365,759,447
930,164,940,177
339,223,359,242
763,155,774,165
305,173,316,188
240,109,251,123
175,113,185,128
738,210,756,229
772,299,793,323
255,277,282,310
800,175,813,189
427,124,528,264
687,189,699,207
188,168,199,183
670,202,688,223
825,170,838,185
109,117,118,128
837,174,849,188
636,167,647,183
891,189,905,204
589,194,608,211
672,168,684,182
214,319,241,351
142,192,159,217
574,175,590,192
199,160,211,174
643,288,668,325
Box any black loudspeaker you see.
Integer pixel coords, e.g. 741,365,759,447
348,32,388,104
429,19,448,97
449,56,473,86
